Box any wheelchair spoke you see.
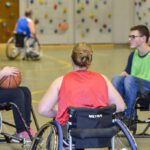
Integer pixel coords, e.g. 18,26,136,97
114,132,133,150
113,119,137,150
30,122,59,150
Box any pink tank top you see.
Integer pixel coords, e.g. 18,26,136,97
55,70,109,125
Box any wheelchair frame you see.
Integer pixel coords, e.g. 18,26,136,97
0,102,39,147
30,105,137,150
130,92,150,138
5,33,41,61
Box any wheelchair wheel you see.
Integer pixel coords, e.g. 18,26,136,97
5,36,20,60
25,38,41,60
112,119,137,150
30,121,63,150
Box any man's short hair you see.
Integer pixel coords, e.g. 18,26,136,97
130,25,150,43
25,9,32,17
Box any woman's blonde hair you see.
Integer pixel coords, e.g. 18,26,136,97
71,42,93,68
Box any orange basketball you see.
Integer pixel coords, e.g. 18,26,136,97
0,72,22,88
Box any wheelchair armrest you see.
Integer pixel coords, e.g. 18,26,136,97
0,102,12,111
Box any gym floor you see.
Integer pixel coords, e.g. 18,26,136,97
0,44,149,149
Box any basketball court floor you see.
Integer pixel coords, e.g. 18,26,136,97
0,44,150,149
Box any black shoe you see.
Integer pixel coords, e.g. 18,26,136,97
122,117,137,132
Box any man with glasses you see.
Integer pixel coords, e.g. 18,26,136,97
112,25,150,124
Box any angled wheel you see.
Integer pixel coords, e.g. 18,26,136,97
30,121,63,150
5,36,20,60
112,119,137,150
25,38,42,60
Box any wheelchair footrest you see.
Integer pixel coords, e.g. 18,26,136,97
134,133,150,138
1,132,24,143
137,119,150,123
145,118,150,123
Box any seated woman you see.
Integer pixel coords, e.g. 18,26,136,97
38,42,126,150
0,66,35,139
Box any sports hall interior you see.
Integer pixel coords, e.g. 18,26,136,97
0,0,150,149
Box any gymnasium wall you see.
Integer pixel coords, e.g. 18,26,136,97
0,0,19,43
1,0,150,44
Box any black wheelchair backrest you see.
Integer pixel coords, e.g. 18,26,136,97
67,105,117,149
14,33,26,48
68,104,116,129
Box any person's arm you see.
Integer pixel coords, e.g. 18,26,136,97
28,20,40,45
28,20,37,39
123,51,134,75
118,51,134,76
0,66,20,80
14,23,17,33
102,75,126,112
38,76,63,118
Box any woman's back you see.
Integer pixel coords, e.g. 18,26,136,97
56,70,109,125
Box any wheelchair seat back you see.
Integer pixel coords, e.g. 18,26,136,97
68,105,117,149
14,33,26,48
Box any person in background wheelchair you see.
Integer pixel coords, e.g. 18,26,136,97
112,25,150,124
15,8,40,58
38,42,126,149
0,66,36,140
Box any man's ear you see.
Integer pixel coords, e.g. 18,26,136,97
142,35,147,43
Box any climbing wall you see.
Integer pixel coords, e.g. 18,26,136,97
28,0,72,44
27,0,113,44
0,0,19,43
134,0,150,29
75,0,112,43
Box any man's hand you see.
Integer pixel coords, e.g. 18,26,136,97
120,71,129,76
0,66,20,79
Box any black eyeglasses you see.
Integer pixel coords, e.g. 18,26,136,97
128,35,143,39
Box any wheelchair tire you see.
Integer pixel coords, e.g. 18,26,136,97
25,38,41,61
5,37,20,60
112,119,137,150
30,121,63,150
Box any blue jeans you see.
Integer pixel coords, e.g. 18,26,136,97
112,75,150,118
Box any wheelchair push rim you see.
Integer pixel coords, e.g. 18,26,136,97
30,121,63,150
5,37,21,60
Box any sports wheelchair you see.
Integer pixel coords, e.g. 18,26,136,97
30,105,137,150
0,102,39,149
5,33,41,61
129,91,150,137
